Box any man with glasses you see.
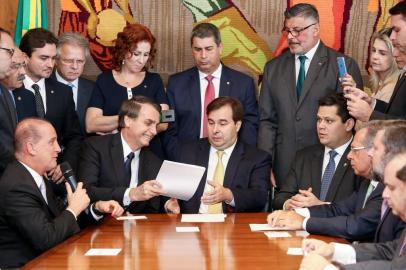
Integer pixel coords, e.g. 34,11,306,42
53,32,94,135
273,93,360,211
0,28,17,176
258,3,363,201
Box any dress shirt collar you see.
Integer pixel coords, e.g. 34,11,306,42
324,136,352,158
120,132,141,161
55,70,79,88
19,161,44,189
295,40,320,62
198,63,223,81
209,137,237,158
369,180,379,189
23,75,46,92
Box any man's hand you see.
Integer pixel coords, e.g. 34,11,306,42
95,200,124,217
201,181,233,205
267,210,304,229
343,86,372,104
66,182,90,217
345,92,374,122
340,74,356,88
302,239,335,259
299,253,335,270
287,188,328,209
47,165,64,184
165,198,180,214
129,180,163,202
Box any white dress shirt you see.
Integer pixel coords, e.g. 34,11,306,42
295,40,320,83
23,76,47,112
121,133,141,206
198,140,237,213
55,70,79,110
198,64,223,138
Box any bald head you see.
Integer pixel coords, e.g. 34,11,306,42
15,118,60,174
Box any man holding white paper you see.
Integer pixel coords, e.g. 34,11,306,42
166,97,271,214
78,96,164,213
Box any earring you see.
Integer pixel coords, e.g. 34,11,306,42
122,59,125,65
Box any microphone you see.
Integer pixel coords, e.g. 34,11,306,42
60,162,77,192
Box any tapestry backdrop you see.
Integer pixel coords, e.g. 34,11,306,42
47,0,400,87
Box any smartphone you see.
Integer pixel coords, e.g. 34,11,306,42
337,57,347,78
161,110,175,123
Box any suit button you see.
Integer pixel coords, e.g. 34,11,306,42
296,117,301,121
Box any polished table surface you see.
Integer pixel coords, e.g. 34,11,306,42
22,213,346,270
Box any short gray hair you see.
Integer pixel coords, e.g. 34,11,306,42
57,32,90,58
284,3,319,22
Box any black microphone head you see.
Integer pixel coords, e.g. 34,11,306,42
60,162,73,177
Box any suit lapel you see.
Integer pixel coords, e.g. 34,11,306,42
386,73,406,113
283,53,298,107
325,145,351,200
195,140,211,198
298,43,327,109
224,140,244,188
0,86,17,128
219,66,232,97
110,134,127,187
44,79,55,117
44,179,61,217
310,146,324,198
190,68,202,133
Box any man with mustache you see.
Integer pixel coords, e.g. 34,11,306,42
15,28,83,178
258,3,363,203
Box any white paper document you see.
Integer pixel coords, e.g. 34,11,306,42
176,226,200,232
181,214,226,223
249,223,294,231
296,230,310,237
156,160,206,201
116,215,147,221
264,231,291,238
287,248,304,256
85,248,122,256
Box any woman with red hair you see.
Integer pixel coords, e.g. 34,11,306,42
86,23,168,158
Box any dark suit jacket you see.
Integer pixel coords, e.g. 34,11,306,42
164,65,258,160
306,180,383,242
175,139,271,213
0,161,80,268
0,85,17,176
258,41,363,187
371,73,406,120
374,207,406,243
343,228,406,270
273,143,360,210
51,73,94,135
78,133,163,213
14,78,83,170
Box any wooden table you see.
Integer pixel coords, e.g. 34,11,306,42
22,213,346,270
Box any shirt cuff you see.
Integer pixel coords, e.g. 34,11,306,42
331,243,356,265
90,203,104,221
66,207,77,220
294,207,310,218
123,188,131,206
302,216,310,230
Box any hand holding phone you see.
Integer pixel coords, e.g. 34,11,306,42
337,57,347,78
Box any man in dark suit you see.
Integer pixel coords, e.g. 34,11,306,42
273,93,359,210
53,32,94,135
78,96,165,213
0,28,18,176
165,97,270,214
345,2,406,121
300,152,406,270
16,28,83,176
164,22,258,160
258,3,363,189
0,118,123,268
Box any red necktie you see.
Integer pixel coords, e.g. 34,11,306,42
203,75,214,137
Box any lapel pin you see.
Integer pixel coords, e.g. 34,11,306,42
227,81,230,85
17,96,21,101
144,85,147,88
343,162,348,167
51,90,54,94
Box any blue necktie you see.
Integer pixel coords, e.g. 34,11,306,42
296,55,307,98
124,152,135,186
320,150,338,201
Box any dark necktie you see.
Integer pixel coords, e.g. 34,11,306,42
203,74,214,138
32,83,45,118
124,152,135,186
319,150,338,201
296,55,307,98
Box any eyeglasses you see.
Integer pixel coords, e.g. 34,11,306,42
10,62,27,70
282,23,317,37
350,145,370,153
60,58,85,66
0,47,15,57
